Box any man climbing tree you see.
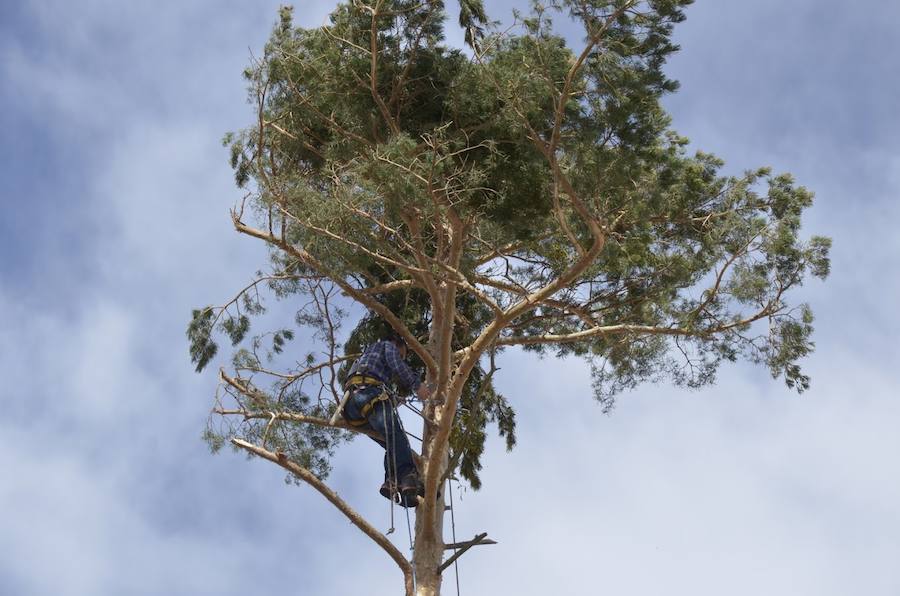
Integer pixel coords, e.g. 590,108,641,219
341,331,432,506
188,1,831,594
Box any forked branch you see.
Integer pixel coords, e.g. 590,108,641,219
438,532,491,574
231,213,438,371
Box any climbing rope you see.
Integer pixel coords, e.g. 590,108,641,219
387,504,396,535
402,400,426,417
386,387,469,596
385,399,398,536
389,394,417,591
405,504,415,554
448,479,461,596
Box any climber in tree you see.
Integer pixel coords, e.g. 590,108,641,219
343,332,432,507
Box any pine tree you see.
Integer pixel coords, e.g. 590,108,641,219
189,2,830,593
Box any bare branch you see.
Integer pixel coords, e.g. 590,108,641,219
231,438,414,594
369,2,401,136
443,536,497,550
494,304,785,347
421,223,608,516
234,354,359,384
359,279,415,295
230,213,437,371
275,203,428,278
215,406,384,441
208,274,305,331
438,533,489,574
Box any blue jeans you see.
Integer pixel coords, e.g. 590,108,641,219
344,385,416,482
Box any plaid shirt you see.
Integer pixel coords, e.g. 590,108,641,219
349,340,421,391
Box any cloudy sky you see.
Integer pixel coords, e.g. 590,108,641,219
1,1,898,594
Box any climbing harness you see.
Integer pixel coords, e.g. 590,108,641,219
345,374,384,387
329,374,380,426
337,374,391,427
345,389,391,427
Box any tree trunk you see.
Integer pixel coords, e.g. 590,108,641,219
412,284,460,596
412,465,446,596
412,527,444,596
413,364,447,595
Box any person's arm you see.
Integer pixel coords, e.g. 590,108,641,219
383,341,421,392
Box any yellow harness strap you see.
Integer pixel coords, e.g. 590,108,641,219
344,375,388,427
346,374,383,388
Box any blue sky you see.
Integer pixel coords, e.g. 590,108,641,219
1,1,898,595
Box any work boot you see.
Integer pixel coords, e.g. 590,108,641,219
379,480,398,502
398,473,421,508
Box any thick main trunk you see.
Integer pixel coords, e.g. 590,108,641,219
412,466,446,595
412,425,447,595
412,524,444,596
414,369,447,595
412,279,462,596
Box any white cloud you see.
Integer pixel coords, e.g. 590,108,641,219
0,424,304,596
452,346,900,595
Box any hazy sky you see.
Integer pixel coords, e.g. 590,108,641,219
1,1,898,594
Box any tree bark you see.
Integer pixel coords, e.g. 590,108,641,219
414,306,451,596
413,532,444,596
412,451,446,596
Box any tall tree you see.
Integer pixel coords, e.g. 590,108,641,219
188,1,830,594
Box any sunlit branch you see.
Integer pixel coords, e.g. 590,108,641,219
231,438,414,595
548,1,637,154
215,407,382,441
369,2,401,136
234,355,359,383
420,208,608,531
230,212,437,370
358,279,415,294
275,203,428,278
494,301,786,347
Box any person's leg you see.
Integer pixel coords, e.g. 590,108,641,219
362,397,403,502
366,399,416,483
343,386,380,423
345,387,417,505
371,400,420,507
344,386,389,463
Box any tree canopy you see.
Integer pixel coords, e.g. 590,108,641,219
188,1,830,592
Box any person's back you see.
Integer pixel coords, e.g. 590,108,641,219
349,338,420,393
